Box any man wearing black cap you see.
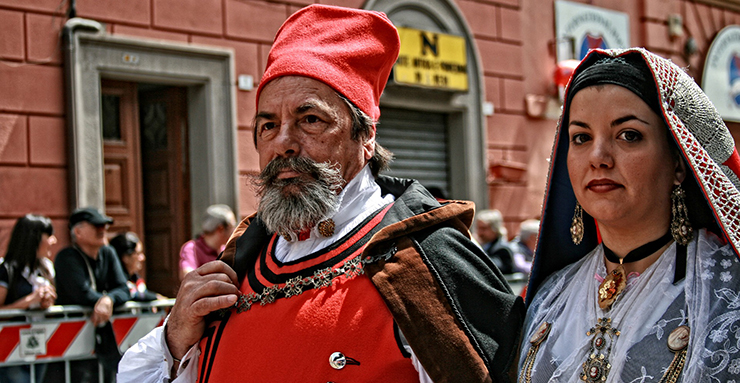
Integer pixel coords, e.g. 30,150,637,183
52,206,130,383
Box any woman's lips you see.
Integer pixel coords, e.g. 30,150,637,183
587,179,622,193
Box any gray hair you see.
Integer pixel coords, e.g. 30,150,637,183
69,222,84,244
518,219,540,242
337,94,394,177
201,204,236,233
477,209,507,238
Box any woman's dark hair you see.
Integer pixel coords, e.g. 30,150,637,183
3,214,55,287
109,231,141,261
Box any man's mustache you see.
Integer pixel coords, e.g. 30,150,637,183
259,156,324,183
257,156,343,193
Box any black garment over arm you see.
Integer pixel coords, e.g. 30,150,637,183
484,238,515,275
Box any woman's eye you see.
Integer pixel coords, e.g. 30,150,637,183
619,130,642,142
571,133,590,145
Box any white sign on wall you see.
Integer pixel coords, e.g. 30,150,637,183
702,25,740,122
555,1,630,62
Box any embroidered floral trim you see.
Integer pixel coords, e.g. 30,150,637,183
233,249,393,313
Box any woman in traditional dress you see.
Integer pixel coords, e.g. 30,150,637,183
518,48,740,382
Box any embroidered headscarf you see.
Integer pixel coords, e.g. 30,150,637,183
526,48,740,304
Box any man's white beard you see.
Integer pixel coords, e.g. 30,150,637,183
255,156,343,235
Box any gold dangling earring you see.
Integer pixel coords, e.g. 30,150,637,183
671,184,693,245
571,201,584,245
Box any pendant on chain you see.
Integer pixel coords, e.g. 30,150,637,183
581,317,620,382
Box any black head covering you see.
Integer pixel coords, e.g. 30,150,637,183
565,55,662,118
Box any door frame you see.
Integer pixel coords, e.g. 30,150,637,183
365,0,488,208
63,18,239,236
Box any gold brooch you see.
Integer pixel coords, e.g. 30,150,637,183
598,266,626,310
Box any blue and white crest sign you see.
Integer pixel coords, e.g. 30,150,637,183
555,1,629,62
703,25,740,122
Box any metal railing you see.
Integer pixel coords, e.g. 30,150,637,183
0,299,176,320
0,299,175,383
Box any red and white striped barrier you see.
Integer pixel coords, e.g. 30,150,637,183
0,312,165,365
111,314,166,354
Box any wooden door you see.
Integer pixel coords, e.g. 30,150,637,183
101,80,144,238
139,87,191,297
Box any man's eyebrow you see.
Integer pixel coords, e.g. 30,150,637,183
255,112,276,121
295,102,319,114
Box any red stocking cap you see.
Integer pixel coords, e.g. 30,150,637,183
256,4,400,125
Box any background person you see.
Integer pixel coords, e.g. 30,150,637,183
178,204,236,280
474,209,515,274
51,207,129,383
0,214,57,383
0,214,56,311
110,232,166,302
119,5,523,383
518,48,740,382
509,218,539,274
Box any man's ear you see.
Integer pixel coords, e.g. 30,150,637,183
363,127,376,161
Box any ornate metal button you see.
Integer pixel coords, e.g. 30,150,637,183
318,219,335,237
667,325,690,352
329,352,347,370
328,352,360,370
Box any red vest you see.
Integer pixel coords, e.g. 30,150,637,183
197,206,419,382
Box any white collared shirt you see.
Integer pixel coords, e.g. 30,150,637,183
275,164,395,263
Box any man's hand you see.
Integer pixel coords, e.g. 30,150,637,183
92,295,113,326
165,261,240,360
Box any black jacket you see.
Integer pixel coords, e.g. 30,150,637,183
55,245,130,307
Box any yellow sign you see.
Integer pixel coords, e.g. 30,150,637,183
394,27,468,91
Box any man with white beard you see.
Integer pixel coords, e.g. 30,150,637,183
118,4,523,383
